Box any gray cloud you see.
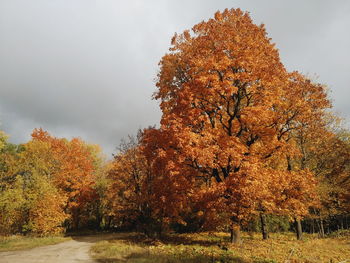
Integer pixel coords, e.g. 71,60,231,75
0,0,349,156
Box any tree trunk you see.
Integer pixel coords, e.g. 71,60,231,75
157,221,163,240
230,223,241,244
319,218,325,238
345,215,348,229
340,215,344,230
294,218,302,240
260,213,269,240
106,216,112,230
72,210,80,230
96,210,102,230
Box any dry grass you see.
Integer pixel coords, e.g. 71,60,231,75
226,232,350,263
90,232,350,263
0,235,70,252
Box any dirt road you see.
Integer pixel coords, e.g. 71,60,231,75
0,234,115,263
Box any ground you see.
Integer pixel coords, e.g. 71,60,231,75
0,232,349,263
90,232,350,263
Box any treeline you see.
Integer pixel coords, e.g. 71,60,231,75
1,8,350,242
1,124,349,240
105,127,350,242
0,129,109,235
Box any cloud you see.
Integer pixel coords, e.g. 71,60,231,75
0,0,349,156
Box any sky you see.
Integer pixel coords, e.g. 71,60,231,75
0,0,349,157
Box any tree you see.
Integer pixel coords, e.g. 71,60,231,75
0,176,26,235
0,130,25,235
153,9,328,242
0,130,7,150
0,128,107,234
141,128,194,236
108,135,152,233
0,140,67,235
31,128,96,230
91,163,113,230
108,131,192,237
302,127,350,236
85,145,111,230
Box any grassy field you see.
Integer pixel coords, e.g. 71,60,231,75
90,231,350,263
0,235,70,252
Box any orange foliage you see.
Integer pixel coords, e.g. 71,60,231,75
152,8,331,233
31,128,96,229
108,131,192,236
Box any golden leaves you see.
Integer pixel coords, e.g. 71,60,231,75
30,128,97,229
151,8,334,226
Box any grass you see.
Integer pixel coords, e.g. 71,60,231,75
0,235,70,252
90,232,350,263
91,236,244,263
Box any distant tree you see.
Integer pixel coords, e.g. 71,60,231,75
0,130,7,150
304,128,350,236
84,144,111,229
108,131,191,237
0,140,67,235
31,128,96,230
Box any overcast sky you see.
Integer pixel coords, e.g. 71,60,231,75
0,0,349,157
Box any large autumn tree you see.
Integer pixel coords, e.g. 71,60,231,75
153,9,330,242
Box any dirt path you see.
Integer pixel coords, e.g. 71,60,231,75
0,234,116,263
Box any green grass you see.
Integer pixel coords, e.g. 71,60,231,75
0,235,70,252
90,232,350,263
